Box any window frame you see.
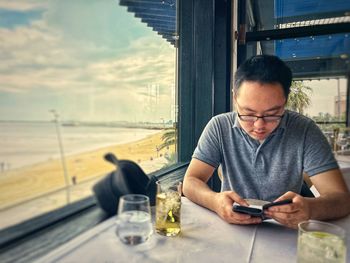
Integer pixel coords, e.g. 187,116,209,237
178,0,232,162
236,0,350,127
0,0,233,257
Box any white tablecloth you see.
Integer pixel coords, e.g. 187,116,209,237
36,197,350,263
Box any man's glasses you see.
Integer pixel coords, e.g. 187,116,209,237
237,113,284,123
235,101,284,123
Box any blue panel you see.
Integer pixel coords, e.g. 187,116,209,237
274,0,350,18
275,33,350,59
120,0,176,46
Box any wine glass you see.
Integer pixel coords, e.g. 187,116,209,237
116,194,153,245
336,136,349,155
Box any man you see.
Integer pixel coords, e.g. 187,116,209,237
182,55,350,229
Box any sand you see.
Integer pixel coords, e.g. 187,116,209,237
0,130,175,210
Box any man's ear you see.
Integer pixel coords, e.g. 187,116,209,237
233,95,238,111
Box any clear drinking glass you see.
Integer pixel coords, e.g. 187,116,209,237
297,220,346,263
336,137,349,155
116,194,153,245
155,181,182,237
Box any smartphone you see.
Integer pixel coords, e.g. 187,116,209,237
232,205,263,217
262,199,293,209
232,199,293,218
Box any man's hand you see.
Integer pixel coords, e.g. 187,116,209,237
184,159,261,225
264,191,311,229
214,191,262,225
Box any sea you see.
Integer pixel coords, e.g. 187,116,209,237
0,122,160,170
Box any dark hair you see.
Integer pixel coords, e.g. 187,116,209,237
233,55,292,98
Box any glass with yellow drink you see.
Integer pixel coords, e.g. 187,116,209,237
155,181,182,237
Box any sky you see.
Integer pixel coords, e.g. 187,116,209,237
0,1,347,123
0,0,176,123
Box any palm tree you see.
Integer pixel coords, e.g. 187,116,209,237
158,128,176,151
286,81,312,114
158,128,177,165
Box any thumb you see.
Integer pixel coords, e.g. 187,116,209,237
274,191,297,202
228,191,249,206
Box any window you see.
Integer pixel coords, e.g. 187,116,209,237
303,78,347,128
244,37,349,131
0,0,177,229
236,0,350,133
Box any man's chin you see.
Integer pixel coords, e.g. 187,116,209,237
250,132,268,141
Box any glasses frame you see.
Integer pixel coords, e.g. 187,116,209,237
235,101,285,123
237,113,284,122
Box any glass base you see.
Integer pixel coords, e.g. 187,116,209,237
156,227,181,237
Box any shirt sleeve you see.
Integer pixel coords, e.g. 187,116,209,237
303,121,339,176
192,117,222,168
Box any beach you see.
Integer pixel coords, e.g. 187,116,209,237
0,130,175,228
0,122,162,169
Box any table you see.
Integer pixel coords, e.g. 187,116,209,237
337,155,350,173
35,196,350,263
337,156,350,188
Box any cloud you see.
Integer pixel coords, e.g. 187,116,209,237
0,21,175,95
0,1,176,122
90,38,175,91
0,0,47,11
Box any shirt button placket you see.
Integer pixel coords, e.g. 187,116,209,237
254,148,265,200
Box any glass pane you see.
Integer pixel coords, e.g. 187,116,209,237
301,78,348,154
302,78,347,126
0,0,177,229
244,36,348,135
245,32,350,78
246,0,350,31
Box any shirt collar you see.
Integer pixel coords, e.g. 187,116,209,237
233,112,241,129
278,110,288,130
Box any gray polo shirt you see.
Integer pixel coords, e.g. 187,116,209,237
192,110,338,201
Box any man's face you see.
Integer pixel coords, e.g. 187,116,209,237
234,81,286,141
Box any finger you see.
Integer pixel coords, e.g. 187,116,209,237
266,210,295,220
267,210,306,229
228,207,261,223
220,203,251,222
273,191,297,202
228,192,248,206
267,203,298,213
266,212,295,228
232,211,252,220
270,194,307,214
265,204,300,219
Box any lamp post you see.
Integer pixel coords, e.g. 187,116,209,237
50,109,70,204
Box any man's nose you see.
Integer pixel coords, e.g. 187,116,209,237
253,117,266,128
